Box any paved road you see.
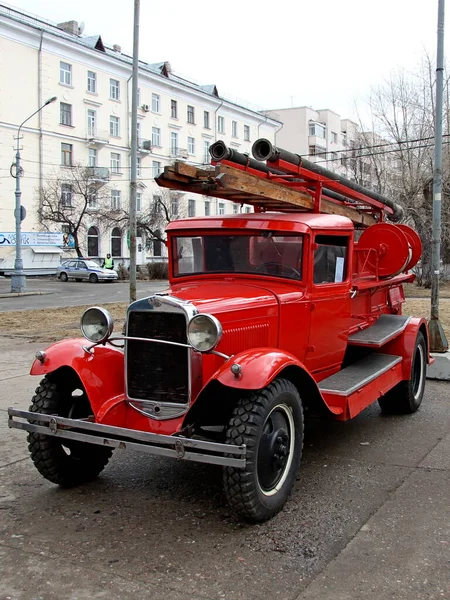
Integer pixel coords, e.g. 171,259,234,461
0,278,169,311
1,336,449,599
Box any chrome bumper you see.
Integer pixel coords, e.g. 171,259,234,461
8,408,246,468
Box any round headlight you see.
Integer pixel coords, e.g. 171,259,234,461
187,314,222,352
80,307,114,343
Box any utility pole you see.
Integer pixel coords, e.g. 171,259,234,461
129,0,140,303
430,0,449,352
11,96,57,294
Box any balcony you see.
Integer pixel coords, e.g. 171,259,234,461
86,166,110,181
170,147,189,159
85,128,110,147
137,139,152,155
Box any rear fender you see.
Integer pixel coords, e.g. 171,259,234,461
380,317,431,378
30,338,125,417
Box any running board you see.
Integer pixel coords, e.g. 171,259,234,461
348,315,410,347
319,354,402,396
7,409,246,469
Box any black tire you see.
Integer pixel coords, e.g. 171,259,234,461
60,272,68,282
223,378,304,522
378,331,427,414
27,374,113,487
89,273,98,283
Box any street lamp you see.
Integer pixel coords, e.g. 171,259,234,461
11,95,57,293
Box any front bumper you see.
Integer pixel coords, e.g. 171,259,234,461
8,408,246,468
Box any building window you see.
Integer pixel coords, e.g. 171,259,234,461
60,61,72,85
136,192,142,213
152,127,161,147
232,121,238,138
61,143,73,166
341,132,348,146
152,195,161,214
188,136,195,155
244,125,250,141
188,199,195,217
61,184,73,207
204,140,210,163
233,203,239,214
204,200,210,216
87,109,96,136
153,231,162,257
187,105,195,124
171,197,179,218
87,70,97,93
218,202,225,215
331,131,338,143
245,206,251,213
111,190,121,211
171,99,177,118
110,115,120,137
111,227,122,256
110,78,120,100
110,152,121,173
218,116,225,133
87,226,99,256
152,161,162,178
330,152,338,162
60,103,72,126
170,132,178,156
88,186,98,209
309,122,326,138
88,148,97,167
204,111,210,129
136,156,141,177
152,93,160,113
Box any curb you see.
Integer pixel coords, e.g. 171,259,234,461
0,291,55,298
427,351,450,381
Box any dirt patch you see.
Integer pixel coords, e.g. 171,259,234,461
0,303,127,343
404,298,450,336
404,281,450,298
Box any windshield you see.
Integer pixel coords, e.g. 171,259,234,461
172,233,303,280
85,260,102,268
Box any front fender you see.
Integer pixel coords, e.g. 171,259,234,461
213,347,310,390
30,338,125,417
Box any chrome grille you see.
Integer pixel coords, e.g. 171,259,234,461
126,310,189,404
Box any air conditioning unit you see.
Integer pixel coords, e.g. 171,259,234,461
141,104,150,112
142,140,152,151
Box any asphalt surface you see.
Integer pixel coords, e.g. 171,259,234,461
0,278,169,311
1,336,449,599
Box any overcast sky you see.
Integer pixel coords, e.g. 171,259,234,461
4,0,445,121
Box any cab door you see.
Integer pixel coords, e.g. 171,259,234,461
305,234,352,377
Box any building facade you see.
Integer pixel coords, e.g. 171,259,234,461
0,6,281,273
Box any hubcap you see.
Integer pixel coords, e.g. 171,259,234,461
257,403,295,496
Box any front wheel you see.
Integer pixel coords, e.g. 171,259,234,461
59,272,68,282
379,331,427,414
89,273,98,283
223,378,304,522
28,374,113,487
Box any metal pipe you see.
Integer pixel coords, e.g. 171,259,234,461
209,141,373,208
430,0,449,351
252,138,404,221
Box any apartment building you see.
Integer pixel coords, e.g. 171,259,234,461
0,5,281,272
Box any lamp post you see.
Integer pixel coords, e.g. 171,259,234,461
11,96,57,293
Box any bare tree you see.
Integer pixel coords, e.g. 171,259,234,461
37,164,111,257
358,56,450,285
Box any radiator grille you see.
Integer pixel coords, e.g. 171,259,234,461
126,311,189,404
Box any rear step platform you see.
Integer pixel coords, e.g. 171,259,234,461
348,314,410,347
319,353,402,396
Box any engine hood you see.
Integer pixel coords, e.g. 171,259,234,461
168,280,279,322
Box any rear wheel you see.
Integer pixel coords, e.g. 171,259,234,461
89,273,98,283
28,374,113,487
379,331,426,414
60,272,68,282
223,378,303,522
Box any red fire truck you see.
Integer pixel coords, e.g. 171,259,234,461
8,139,430,522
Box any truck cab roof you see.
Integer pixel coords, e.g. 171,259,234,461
166,212,355,235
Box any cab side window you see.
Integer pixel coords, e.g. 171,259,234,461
313,235,348,284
